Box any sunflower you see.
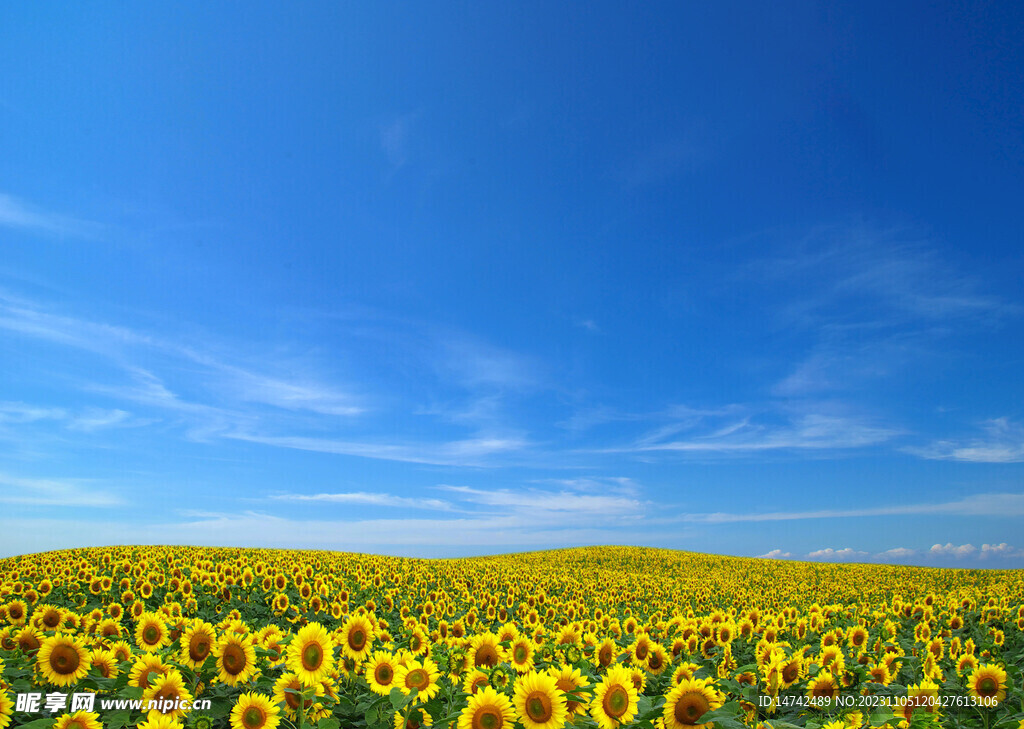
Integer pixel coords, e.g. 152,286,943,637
286,622,334,687
662,679,723,729
37,605,65,630
394,657,441,703
867,662,891,686
341,615,375,662
457,685,516,729
590,665,639,729
548,665,588,718
96,618,122,640
514,670,568,729
469,633,503,669
129,654,170,690
230,692,281,729
37,633,90,687
136,715,185,729
461,669,489,695
17,625,42,654
366,651,400,696
135,613,170,652
89,649,119,679
4,601,27,625
806,671,839,708
143,670,193,721
957,654,978,677
396,707,433,729
272,672,324,720
509,637,535,673
969,664,1007,705
215,633,258,686
595,638,617,668
0,691,13,729
180,621,217,670
53,712,103,729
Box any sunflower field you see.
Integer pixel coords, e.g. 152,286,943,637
1,546,1022,729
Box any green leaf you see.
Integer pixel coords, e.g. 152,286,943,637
318,718,342,729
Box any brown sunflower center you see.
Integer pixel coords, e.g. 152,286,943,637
222,644,247,675
302,642,323,671
475,645,498,668
243,705,266,728
474,706,503,729
375,664,394,684
525,692,552,722
348,628,366,650
43,611,61,628
556,679,579,712
603,685,629,718
50,643,81,674
782,664,799,683
674,694,710,725
143,626,161,645
407,668,429,690
514,645,528,662
978,677,996,695
811,678,837,699
190,634,211,661
598,646,613,666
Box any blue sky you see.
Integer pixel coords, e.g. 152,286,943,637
2,2,1023,566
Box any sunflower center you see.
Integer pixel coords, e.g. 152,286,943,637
375,665,394,684
190,635,211,660
50,644,81,674
978,677,996,694
475,645,498,668
526,692,552,722
349,628,366,650
43,612,61,628
514,645,528,662
302,642,323,671
143,625,160,644
474,707,503,729
223,644,246,674
603,685,629,718
635,644,649,660
408,669,429,690
599,646,613,666
243,705,266,728
782,664,799,683
675,694,710,725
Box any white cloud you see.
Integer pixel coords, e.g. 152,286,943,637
929,542,977,558
438,484,646,519
807,547,868,561
877,547,916,558
980,543,1024,558
757,549,793,559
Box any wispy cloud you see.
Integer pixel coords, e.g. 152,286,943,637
269,491,454,511
673,491,1024,524
438,484,646,519
605,405,897,456
908,418,1024,463
758,542,1024,565
380,113,419,168
757,548,793,559
0,193,101,238
0,472,122,507
225,432,529,467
